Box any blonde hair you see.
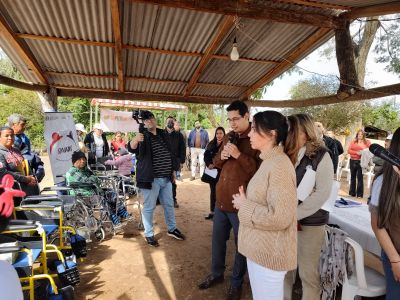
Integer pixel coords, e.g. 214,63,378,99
285,114,325,165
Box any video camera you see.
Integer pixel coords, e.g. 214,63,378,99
132,110,154,134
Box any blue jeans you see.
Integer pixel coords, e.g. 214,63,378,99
211,207,247,288
141,178,176,237
382,250,400,299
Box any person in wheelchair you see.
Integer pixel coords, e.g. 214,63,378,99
66,151,130,228
104,147,133,176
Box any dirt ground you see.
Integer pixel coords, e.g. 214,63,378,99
39,156,373,300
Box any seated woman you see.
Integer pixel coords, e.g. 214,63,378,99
66,151,130,228
104,147,133,176
0,126,38,205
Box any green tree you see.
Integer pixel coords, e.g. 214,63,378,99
0,89,45,148
58,97,91,129
362,100,400,131
284,75,364,132
374,15,400,75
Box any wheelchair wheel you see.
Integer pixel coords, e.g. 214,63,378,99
94,227,105,241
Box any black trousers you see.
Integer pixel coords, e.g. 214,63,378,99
209,181,217,212
349,159,363,197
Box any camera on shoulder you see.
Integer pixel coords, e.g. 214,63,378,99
132,110,154,133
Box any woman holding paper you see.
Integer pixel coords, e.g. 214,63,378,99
203,127,225,220
232,111,297,300
370,127,400,299
284,114,333,300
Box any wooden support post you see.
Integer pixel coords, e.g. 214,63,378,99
335,20,360,99
38,87,57,112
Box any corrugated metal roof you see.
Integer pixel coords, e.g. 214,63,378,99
191,85,246,98
199,59,275,86
0,0,113,42
317,0,396,8
216,18,317,61
0,36,40,83
125,51,200,81
0,0,396,103
125,78,186,95
26,39,115,75
48,73,116,90
123,1,224,53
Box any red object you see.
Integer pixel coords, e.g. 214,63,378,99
0,175,26,217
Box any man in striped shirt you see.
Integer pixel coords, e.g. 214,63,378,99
129,112,185,247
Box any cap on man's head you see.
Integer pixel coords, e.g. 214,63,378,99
75,123,86,133
71,151,86,164
386,134,393,140
93,123,103,131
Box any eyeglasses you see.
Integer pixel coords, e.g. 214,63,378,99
227,116,243,123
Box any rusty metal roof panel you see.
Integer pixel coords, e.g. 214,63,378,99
191,85,245,98
0,0,113,42
0,37,40,84
199,59,275,87
125,78,186,95
48,73,116,90
123,1,225,53
125,51,200,82
25,39,115,75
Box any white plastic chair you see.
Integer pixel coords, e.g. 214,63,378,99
336,155,344,181
340,158,351,183
363,165,375,189
341,237,386,300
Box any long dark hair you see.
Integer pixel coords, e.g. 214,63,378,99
252,111,288,145
377,127,400,229
211,127,225,147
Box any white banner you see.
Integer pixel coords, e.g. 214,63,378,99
100,108,139,133
44,112,79,184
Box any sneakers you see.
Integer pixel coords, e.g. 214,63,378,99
167,228,185,240
226,285,242,300
145,236,159,247
174,201,179,208
190,176,196,181
120,214,134,222
205,213,214,220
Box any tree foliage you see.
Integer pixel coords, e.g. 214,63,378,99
284,75,364,132
374,15,400,75
0,88,44,148
362,99,400,132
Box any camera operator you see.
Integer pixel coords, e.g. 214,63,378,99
128,111,185,247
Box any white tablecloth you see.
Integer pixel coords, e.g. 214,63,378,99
329,204,381,256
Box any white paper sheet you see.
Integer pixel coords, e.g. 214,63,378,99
204,167,218,178
297,166,316,201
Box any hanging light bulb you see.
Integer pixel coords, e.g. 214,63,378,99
230,37,239,61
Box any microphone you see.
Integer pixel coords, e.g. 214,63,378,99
369,144,400,168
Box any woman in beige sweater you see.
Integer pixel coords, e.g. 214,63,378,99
232,111,297,300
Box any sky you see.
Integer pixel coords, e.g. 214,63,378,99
264,37,400,101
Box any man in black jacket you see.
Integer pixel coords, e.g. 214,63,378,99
165,116,186,208
315,122,343,175
128,112,185,247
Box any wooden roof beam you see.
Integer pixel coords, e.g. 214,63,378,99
241,27,331,99
111,0,124,92
17,33,115,47
131,0,343,28
0,17,47,84
17,33,279,64
277,0,350,10
344,1,400,19
46,71,248,88
246,83,400,108
184,16,235,96
56,86,236,105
